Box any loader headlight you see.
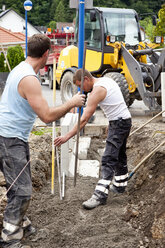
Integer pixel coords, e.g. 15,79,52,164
106,35,116,43
154,36,164,44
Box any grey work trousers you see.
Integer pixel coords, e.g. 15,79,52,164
0,136,32,242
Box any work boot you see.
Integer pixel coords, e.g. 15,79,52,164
23,225,36,238
0,239,31,248
110,184,126,194
82,195,106,210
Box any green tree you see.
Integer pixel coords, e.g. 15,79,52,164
154,4,165,39
93,0,106,6
6,45,25,70
63,0,75,22
121,0,133,6
132,1,150,15
50,0,59,20
48,20,56,31
0,0,22,13
0,53,5,72
28,1,51,26
93,0,126,8
140,17,155,42
54,1,66,22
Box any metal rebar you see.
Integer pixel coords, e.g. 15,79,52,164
74,43,87,187
56,147,62,200
62,172,65,199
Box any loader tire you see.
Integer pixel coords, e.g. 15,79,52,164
128,98,135,107
157,97,161,106
103,72,130,107
60,71,78,103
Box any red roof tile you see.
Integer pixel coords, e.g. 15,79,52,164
0,26,26,43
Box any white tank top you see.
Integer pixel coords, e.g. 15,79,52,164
93,77,131,121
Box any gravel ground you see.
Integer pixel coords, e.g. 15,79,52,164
1,109,165,248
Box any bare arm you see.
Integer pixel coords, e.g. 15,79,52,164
18,76,85,123
54,86,107,146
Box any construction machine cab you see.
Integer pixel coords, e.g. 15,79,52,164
102,8,141,45
74,7,142,73
75,7,142,46
75,9,102,49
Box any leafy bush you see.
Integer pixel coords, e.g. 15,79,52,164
0,53,6,72
6,45,25,71
154,4,165,47
140,17,155,42
48,21,57,31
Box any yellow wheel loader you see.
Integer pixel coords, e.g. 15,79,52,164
56,7,165,112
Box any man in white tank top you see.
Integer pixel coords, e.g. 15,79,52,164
54,69,132,210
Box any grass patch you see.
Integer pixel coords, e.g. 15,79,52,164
31,127,60,136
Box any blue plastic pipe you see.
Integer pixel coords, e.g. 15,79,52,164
78,0,85,114
25,10,27,58
78,0,85,69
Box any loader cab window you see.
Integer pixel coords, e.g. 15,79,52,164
74,10,102,50
103,12,140,46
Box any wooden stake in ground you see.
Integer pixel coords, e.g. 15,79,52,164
74,43,87,187
128,110,165,179
129,139,165,180
129,110,165,137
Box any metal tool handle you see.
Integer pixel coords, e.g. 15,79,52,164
74,42,87,187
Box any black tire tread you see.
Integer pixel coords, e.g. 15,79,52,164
104,72,130,106
60,71,77,103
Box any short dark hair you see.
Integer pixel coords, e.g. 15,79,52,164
27,34,51,58
73,69,92,84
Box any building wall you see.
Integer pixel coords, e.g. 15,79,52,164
0,10,40,36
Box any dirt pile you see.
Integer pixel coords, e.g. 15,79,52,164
125,120,165,248
0,118,165,248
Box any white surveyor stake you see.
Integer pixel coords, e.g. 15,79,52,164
51,58,62,199
161,72,165,122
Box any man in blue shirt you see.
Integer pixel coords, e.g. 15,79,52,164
0,34,85,248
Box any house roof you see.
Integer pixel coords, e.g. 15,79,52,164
0,27,25,49
0,8,41,33
0,26,26,43
0,9,10,18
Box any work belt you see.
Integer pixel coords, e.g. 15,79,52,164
109,117,131,125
